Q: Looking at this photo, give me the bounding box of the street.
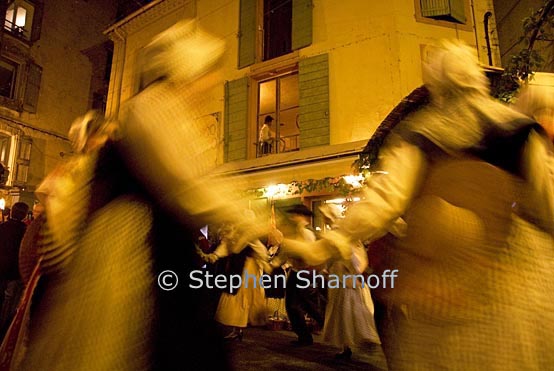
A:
[225,326,389,371]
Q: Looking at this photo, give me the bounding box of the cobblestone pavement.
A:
[224,326,389,371]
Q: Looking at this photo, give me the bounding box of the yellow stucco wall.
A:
[1,0,117,193]
[108,0,501,162]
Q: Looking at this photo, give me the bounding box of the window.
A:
[257,72,299,156]
[0,135,11,165]
[238,0,313,68]
[225,53,329,162]
[0,59,18,99]
[0,56,42,113]
[263,0,293,61]
[415,0,471,30]
[4,0,36,41]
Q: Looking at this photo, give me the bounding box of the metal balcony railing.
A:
[3,19,28,40]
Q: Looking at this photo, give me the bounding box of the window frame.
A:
[414,0,472,31]
[0,56,23,111]
[0,54,42,113]
[247,57,300,159]
[0,58,19,100]
[255,71,300,156]
[255,0,297,64]
[4,0,36,41]
[238,0,312,69]
[261,0,293,62]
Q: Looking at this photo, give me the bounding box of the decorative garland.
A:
[243,175,367,199]
[292,176,359,196]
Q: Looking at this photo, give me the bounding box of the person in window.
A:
[278,40,554,369]
[259,115,275,155]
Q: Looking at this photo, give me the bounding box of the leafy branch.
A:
[492,0,554,101]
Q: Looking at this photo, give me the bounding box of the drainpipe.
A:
[484,11,493,66]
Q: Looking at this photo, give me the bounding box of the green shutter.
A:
[298,54,328,149]
[23,62,42,113]
[292,0,313,50]
[31,1,44,42]
[238,0,257,69]
[420,0,466,24]
[224,77,249,162]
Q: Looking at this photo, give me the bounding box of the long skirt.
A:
[323,284,381,348]
[215,256,267,328]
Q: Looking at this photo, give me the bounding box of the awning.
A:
[213,140,366,190]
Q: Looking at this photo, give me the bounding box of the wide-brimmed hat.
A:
[286,204,313,217]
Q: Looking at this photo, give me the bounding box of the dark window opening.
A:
[0,60,17,99]
[263,0,292,61]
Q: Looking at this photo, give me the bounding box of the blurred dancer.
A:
[198,219,267,341]
[277,204,325,346]
[280,40,554,370]
[318,203,380,360]
[7,20,266,371]
[514,83,554,143]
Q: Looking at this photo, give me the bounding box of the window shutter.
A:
[292,0,313,50]
[420,0,466,24]
[30,1,44,42]
[238,0,256,69]
[298,53,329,149]
[224,77,249,162]
[23,61,41,113]
[14,136,32,185]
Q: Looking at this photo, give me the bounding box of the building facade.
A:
[0,0,117,209]
[104,0,502,227]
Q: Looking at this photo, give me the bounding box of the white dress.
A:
[322,248,381,348]
[213,241,267,328]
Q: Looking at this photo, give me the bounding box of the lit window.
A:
[225,54,328,163]
[257,72,299,156]
[15,7,27,28]
[0,135,11,164]
[4,1,35,40]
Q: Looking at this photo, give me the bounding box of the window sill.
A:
[249,51,300,77]
[0,96,23,112]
